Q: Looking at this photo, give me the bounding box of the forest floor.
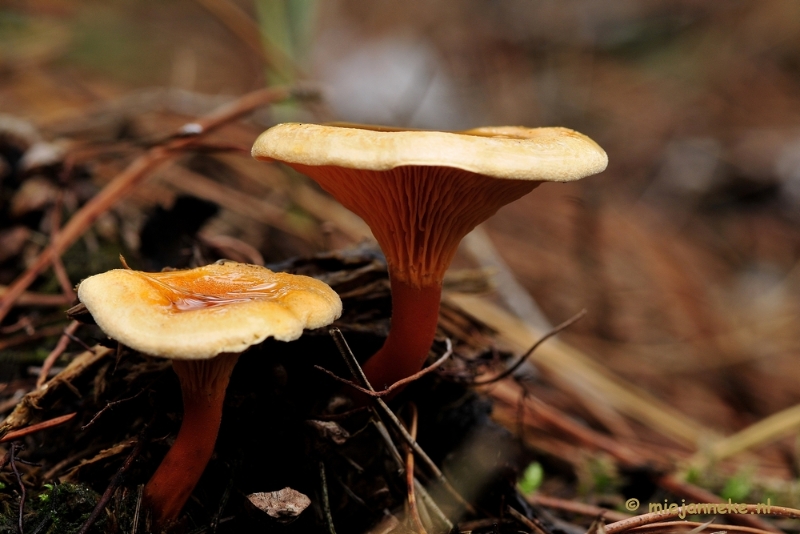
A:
[5,2,800,533]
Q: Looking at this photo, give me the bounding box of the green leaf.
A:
[518,462,544,496]
[721,470,752,502]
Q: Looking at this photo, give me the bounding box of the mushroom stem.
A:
[362,278,442,392]
[143,352,240,526]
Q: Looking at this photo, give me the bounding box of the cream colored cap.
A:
[252,122,608,182]
[77,260,342,360]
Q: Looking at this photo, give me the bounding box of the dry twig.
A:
[77,436,145,534]
[489,379,647,467]
[131,485,144,534]
[626,520,781,534]
[529,494,630,523]
[0,287,71,308]
[446,293,708,447]
[0,325,66,351]
[472,309,586,385]
[319,461,337,534]
[48,191,76,302]
[0,413,76,443]
[37,320,80,388]
[0,345,112,438]
[404,404,427,534]
[81,388,149,431]
[314,339,452,398]
[604,503,800,534]
[506,505,550,534]
[10,443,26,534]
[328,328,476,517]
[656,475,783,534]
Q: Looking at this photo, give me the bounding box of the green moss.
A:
[16,483,105,534]
[577,454,621,497]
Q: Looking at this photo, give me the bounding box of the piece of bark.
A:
[247,487,311,524]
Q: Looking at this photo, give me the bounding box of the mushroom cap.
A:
[253,122,608,287]
[251,122,608,182]
[77,260,342,360]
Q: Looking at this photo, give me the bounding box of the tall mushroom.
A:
[76,260,341,526]
[252,123,607,391]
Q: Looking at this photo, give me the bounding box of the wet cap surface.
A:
[77,260,342,359]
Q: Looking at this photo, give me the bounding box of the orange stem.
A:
[143,353,239,526]
[362,278,441,393]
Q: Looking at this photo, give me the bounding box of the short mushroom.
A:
[252,123,607,392]
[76,260,341,526]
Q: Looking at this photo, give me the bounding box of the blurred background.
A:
[4,0,800,503]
